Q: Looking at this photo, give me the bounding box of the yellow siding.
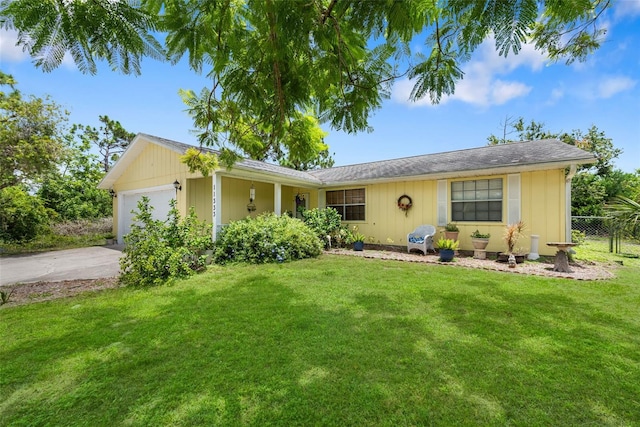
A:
[115,143,190,193]
[282,186,294,215]
[521,169,566,256]
[282,186,319,215]
[110,136,567,256]
[221,177,274,223]
[353,181,437,246]
[111,141,191,238]
[187,177,212,223]
[332,170,567,256]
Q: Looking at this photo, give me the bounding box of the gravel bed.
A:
[328,249,614,280]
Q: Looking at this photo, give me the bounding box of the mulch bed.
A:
[0,277,121,307]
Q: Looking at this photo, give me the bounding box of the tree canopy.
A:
[1,0,610,164]
[0,71,67,190]
[486,117,639,218]
[487,117,622,176]
[72,115,136,172]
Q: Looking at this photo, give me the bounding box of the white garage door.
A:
[119,187,175,243]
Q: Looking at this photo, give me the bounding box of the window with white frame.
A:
[451,179,502,221]
[326,188,365,221]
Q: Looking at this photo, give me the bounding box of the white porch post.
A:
[212,173,222,240]
[274,183,282,215]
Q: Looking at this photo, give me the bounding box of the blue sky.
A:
[1,3,638,173]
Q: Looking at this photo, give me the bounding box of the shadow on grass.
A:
[1,264,639,426]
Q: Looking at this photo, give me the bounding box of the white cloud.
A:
[615,0,640,19]
[0,29,29,63]
[491,80,532,104]
[392,38,545,107]
[571,75,638,101]
[547,87,565,105]
[0,28,77,70]
[597,76,637,98]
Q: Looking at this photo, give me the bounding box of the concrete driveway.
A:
[0,245,124,286]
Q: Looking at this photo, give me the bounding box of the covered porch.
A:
[185,174,321,239]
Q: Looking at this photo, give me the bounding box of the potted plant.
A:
[104,233,116,245]
[444,223,459,241]
[498,221,526,263]
[470,229,490,250]
[348,225,367,251]
[352,232,366,251]
[437,238,459,262]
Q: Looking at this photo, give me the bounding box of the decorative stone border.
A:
[327,249,614,281]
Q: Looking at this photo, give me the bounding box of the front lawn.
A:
[1,256,639,426]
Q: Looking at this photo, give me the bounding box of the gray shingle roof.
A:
[140,134,595,186]
[308,139,596,184]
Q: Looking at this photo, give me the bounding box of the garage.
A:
[118,185,175,243]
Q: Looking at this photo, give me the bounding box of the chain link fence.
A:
[571,216,611,237]
[572,216,640,257]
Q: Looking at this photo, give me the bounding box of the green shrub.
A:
[119,198,213,287]
[213,213,322,264]
[571,229,586,246]
[38,175,112,220]
[0,186,50,242]
[301,207,349,248]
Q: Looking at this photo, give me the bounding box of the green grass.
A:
[1,253,639,426]
[574,237,640,264]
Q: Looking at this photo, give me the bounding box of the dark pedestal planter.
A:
[439,249,455,262]
[354,241,364,251]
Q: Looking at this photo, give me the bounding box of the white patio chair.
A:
[407,225,436,255]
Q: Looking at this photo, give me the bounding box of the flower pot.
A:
[471,238,489,250]
[439,249,455,262]
[353,241,364,251]
[444,231,459,241]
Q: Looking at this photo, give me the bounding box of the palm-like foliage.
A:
[0,0,612,166]
[606,196,640,239]
[0,0,164,74]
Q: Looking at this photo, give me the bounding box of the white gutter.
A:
[565,164,577,242]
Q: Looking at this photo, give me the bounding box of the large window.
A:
[326,188,365,221]
[451,179,502,221]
